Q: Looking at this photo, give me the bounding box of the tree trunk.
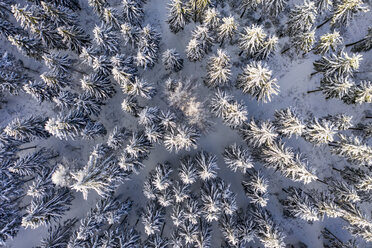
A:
[219,37,225,47]
[23,66,39,74]
[366,116,372,119]
[19,145,37,151]
[307,88,322,94]
[316,16,332,29]
[240,7,247,18]
[345,38,365,47]
[281,47,290,54]
[310,71,319,77]
[316,178,328,185]
[238,50,244,56]
[160,222,166,236]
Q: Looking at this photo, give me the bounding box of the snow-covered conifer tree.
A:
[11,4,41,30]
[186,38,205,62]
[81,73,115,101]
[163,124,199,152]
[162,49,183,72]
[57,25,91,54]
[167,0,189,33]
[179,220,198,246]
[178,155,198,185]
[22,188,74,229]
[192,25,214,53]
[93,23,120,54]
[260,141,294,169]
[210,89,248,128]
[121,95,142,116]
[4,115,49,141]
[250,207,286,248]
[329,134,372,166]
[348,81,372,104]
[39,218,77,248]
[238,25,267,56]
[195,151,219,181]
[195,218,212,248]
[183,197,200,224]
[240,119,278,147]
[186,0,211,22]
[331,0,369,27]
[318,75,354,100]
[219,214,240,246]
[286,1,317,37]
[242,170,269,207]
[45,110,89,140]
[303,118,336,145]
[322,114,353,130]
[314,31,343,55]
[217,16,238,46]
[205,49,231,87]
[88,0,108,16]
[273,108,305,138]
[256,35,278,60]
[142,201,165,236]
[152,162,173,191]
[122,0,144,26]
[8,35,45,60]
[23,80,54,103]
[201,180,222,222]
[236,62,279,103]
[203,8,220,29]
[8,148,54,176]
[282,187,320,221]
[292,30,316,53]
[313,51,362,77]
[173,181,190,203]
[71,144,128,199]
[222,144,253,173]
[121,22,140,47]
[264,0,287,17]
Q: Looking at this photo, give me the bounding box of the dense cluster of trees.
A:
[0,0,370,247]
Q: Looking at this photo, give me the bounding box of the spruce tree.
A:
[238,25,267,56]
[210,89,248,128]
[163,124,199,152]
[286,1,317,37]
[167,0,189,33]
[292,30,316,53]
[273,107,305,138]
[195,151,219,181]
[8,35,45,60]
[303,118,336,145]
[57,25,91,54]
[22,188,74,229]
[348,81,372,104]
[313,51,362,77]
[121,22,140,47]
[93,24,120,54]
[81,73,115,101]
[217,16,238,46]
[178,155,198,185]
[201,180,221,222]
[39,218,77,248]
[186,38,205,62]
[314,31,343,55]
[331,0,368,27]
[4,115,49,142]
[122,0,144,26]
[282,187,321,221]
[329,134,372,166]
[142,201,165,236]
[222,144,253,173]
[240,119,278,148]
[204,49,231,88]
[236,62,279,103]
[162,49,184,72]
[318,75,354,100]
[242,170,269,207]
[41,71,71,93]
[71,144,128,199]
[203,8,220,29]
[264,0,287,17]
[45,110,89,140]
